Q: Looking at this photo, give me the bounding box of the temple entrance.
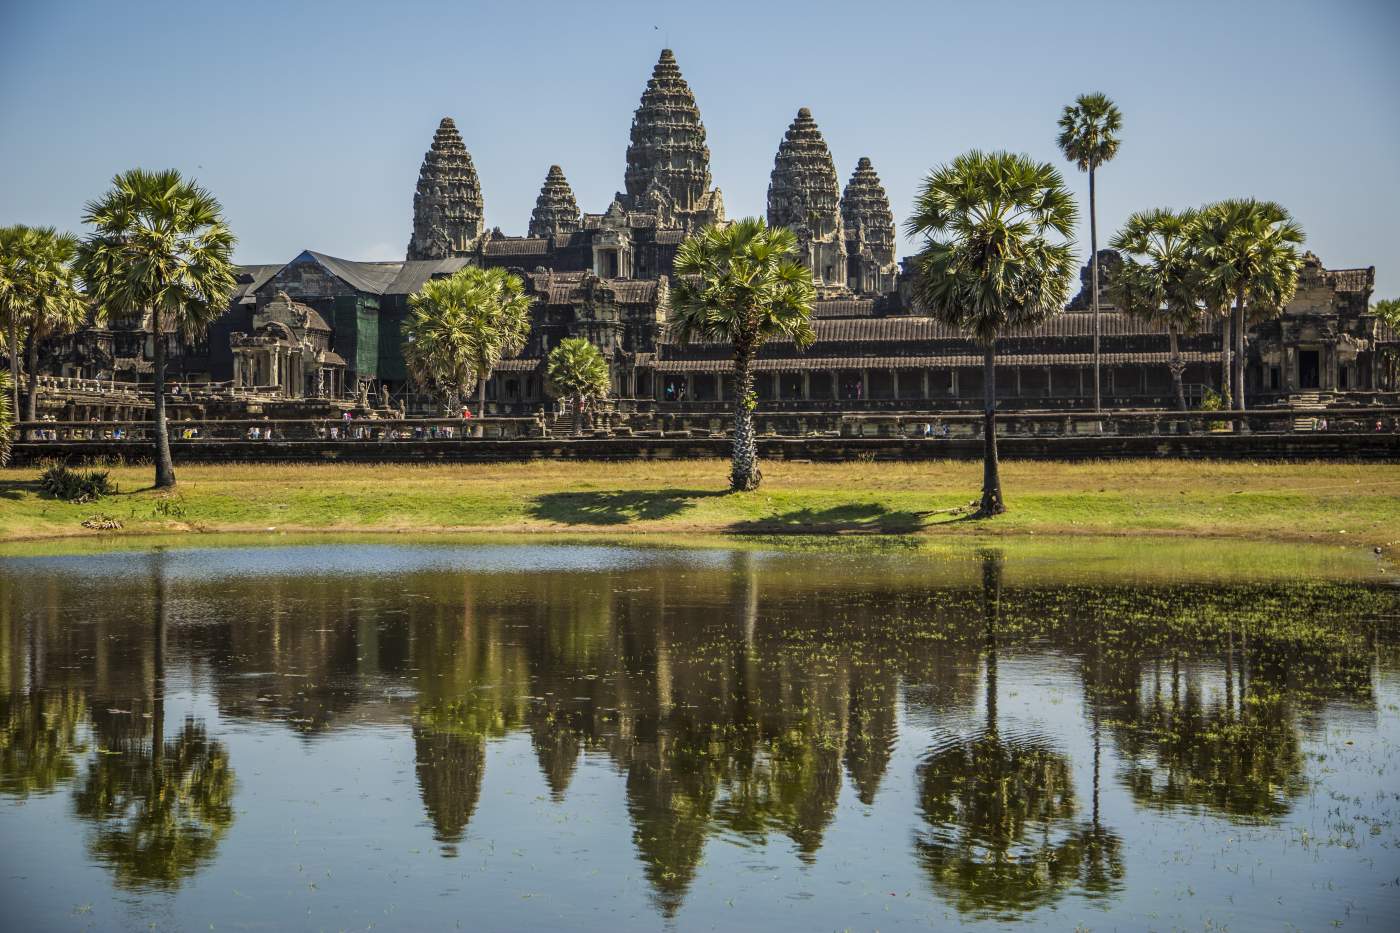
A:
[1298,350,1320,390]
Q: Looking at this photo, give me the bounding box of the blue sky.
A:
[2,0,1397,297]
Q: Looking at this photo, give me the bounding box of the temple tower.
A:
[840,157,897,296]
[528,165,582,239]
[622,49,724,230]
[407,117,484,260]
[768,108,847,291]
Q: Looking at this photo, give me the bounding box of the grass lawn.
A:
[1,459,1397,554]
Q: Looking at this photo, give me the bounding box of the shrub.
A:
[38,461,115,503]
[1198,389,1227,431]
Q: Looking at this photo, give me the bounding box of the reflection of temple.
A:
[229,291,346,398]
[2,551,1396,918]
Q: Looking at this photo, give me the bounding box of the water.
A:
[1,539,1397,931]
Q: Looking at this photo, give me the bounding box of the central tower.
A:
[768,108,847,292]
[622,49,723,230]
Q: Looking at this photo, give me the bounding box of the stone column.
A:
[921,370,929,400]
[891,370,900,401]
[802,371,811,400]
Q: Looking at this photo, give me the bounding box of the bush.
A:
[1198,389,1227,431]
[38,461,115,503]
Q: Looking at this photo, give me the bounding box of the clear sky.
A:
[2,0,1397,297]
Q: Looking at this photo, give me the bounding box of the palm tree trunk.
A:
[24,332,39,424]
[9,319,21,437]
[730,347,760,492]
[475,372,487,439]
[1089,164,1101,413]
[1218,313,1231,408]
[1169,325,1186,411]
[1232,287,1246,412]
[978,342,1005,516]
[152,313,176,488]
[572,394,582,436]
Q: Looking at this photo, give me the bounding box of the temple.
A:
[31,49,1398,420]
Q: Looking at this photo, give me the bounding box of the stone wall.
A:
[13,431,1398,467]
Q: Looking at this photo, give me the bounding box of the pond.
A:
[1,538,1397,930]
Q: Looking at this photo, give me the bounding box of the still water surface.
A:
[1,540,1398,930]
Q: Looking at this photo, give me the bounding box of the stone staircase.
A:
[1289,392,1326,431]
[549,412,580,436]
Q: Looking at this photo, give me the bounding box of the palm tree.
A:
[1057,93,1122,413]
[1191,199,1304,410]
[0,222,38,420]
[404,266,531,437]
[7,228,86,426]
[1109,208,1202,410]
[906,151,1078,516]
[546,336,611,436]
[670,218,815,492]
[0,368,12,466]
[76,169,238,488]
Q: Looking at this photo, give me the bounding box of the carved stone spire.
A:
[623,49,722,228]
[407,117,484,261]
[528,165,582,239]
[840,157,897,295]
[767,108,847,291]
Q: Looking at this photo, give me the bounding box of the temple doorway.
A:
[1298,350,1320,390]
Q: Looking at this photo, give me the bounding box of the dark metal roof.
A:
[300,251,404,295]
[385,259,471,295]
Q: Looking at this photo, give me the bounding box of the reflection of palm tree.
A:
[1114,647,1305,821]
[914,551,1121,918]
[72,550,235,888]
[0,688,86,797]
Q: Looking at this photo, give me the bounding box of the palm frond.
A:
[670,217,816,358]
[1057,93,1123,172]
[907,151,1078,343]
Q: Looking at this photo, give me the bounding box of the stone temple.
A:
[34,49,1398,418]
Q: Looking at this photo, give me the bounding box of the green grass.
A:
[1,459,1397,556]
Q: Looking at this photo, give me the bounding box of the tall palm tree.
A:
[1,224,38,424]
[11,228,87,425]
[545,336,611,436]
[671,218,815,492]
[76,169,238,488]
[906,151,1077,516]
[1191,199,1304,410]
[404,266,532,437]
[1058,93,1123,412]
[1109,208,1202,410]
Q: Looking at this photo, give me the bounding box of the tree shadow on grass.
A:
[729,503,934,535]
[0,478,40,501]
[529,489,725,526]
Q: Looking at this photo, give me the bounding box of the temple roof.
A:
[483,237,552,257]
[528,165,582,239]
[649,351,1220,373]
[767,108,843,233]
[663,311,1211,347]
[624,49,712,212]
[407,116,484,260]
[841,157,896,253]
